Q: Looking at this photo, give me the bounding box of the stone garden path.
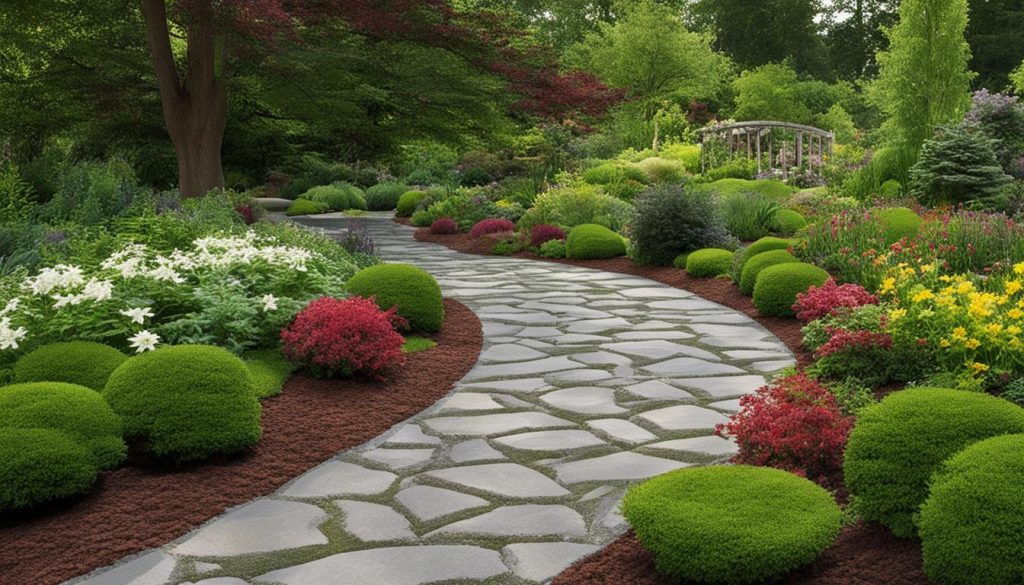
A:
[71,214,794,585]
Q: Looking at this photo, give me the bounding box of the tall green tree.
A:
[823,0,899,79]
[869,0,974,150]
[966,0,1024,91]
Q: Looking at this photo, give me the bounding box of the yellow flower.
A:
[957,281,976,295]
[912,289,935,303]
[952,326,968,340]
[1008,325,1022,336]
[1014,262,1024,275]
[965,338,981,350]
[495,200,512,208]
[889,308,907,321]
[939,339,951,348]
[1006,280,1023,295]
[984,323,1004,336]
[920,263,937,274]
[880,277,897,294]
[938,275,953,283]
[968,293,997,318]
[1010,308,1024,320]
[936,295,956,308]
[970,362,989,374]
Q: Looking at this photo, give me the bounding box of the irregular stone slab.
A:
[540,386,626,415]
[622,380,694,400]
[685,313,756,324]
[449,439,507,463]
[551,452,689,483]
[519,338,555,349]
[505,542,601,582]
[579,485,616,501]
[385,424,442,446]
[482,322,523,336]
[517,326,563,338]
[427,505,585,538]
[173,499,327,556]
[193,562,221,574]
[669,375,767,398]
[571,351,634,366]
[630,320,678,330]
[634,405,730,431]
[723,349,794,360]
[618,287,691,299]
[395,485,489,522]
[439,393,504,411]
[689,323,772,338]
[751,359,797,372]
[255,545,507,585]
[479,344,548,363]
[648,298,723,311]
[463,377,550,393]
[361,448,435,470]
[565,317,632,333]
[423,463,569,498]
[647,435,738,457]
[642,358,745,377]
[424,412,574,436]
[587,419,658,444]
[707,398,743,413]
[614,330,694,341]
[76,551,176,585]
[494,430,606,451]
[463,356,583,380]
[492,394,535,409]
[555,333,613,345]
[281,461,397,498]
[546,369,614,384]
[481,312,557,324]
[605,340,720,362]
[701,337,788,349]
[336,500,415,542]
[186,579,249,585]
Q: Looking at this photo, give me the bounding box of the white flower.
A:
[81,279,114,302]
[120,307,155,325]
[148,265,184,284]
[128,330,160,353]
[261,294,278,312]
[52,293,83,309]
[0,317,26,350]
[0,298,20,316]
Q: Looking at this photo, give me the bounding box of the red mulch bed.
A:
[412,228,927,585]
[0,299,481,585]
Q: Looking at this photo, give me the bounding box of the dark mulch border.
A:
[410,227,927,585]
[0,298,482,585]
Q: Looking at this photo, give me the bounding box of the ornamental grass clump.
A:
[282,296,406,380]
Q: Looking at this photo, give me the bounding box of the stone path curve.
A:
[69,214,794,585]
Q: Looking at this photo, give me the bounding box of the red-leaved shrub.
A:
[815,327,893,359]
[793,278,878,322]
[281,296,407,380]
[530,224,566,247]
[469,218,515,238]
[430,217,459,235]
[715,373,854,486]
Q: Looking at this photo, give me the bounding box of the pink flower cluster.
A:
[793,278,878,322]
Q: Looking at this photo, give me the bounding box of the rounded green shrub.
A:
[14,341,127,391]
[672,253,689,269]
[738,249,799,295]
[771,209,807,236]
[103,345,262,462]
[0,428,98,513]
[566,224,627,260]
[0,382,126,468]
[623,465,842,584]
[583,162,648,185]
[732,236,796,281]
[686,248,735,277]
[285,198,329,216]
[918,434,1024,585]
[635,157,686,183]
[880,179,903,199]
[538,239,566,258]
[303,182,366,211]
[364,182,409,211]
[874,207,922,244]
[753,262,830,316]
[844,387,1024,537]
[346,263,444,332]
[396,190,428,217]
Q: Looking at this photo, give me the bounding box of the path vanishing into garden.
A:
[70,214,794,585]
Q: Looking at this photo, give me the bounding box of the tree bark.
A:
[141,0,227,198]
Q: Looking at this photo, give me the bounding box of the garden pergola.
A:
[698,121,834,179]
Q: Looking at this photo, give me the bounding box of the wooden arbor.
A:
[698,121,834,180]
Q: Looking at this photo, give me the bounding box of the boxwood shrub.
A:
[14,341,126,391]
[346,263,444,332]
[738,249,799,295]
[396,190,428,217]
[0,428,99,513]
[365,182,408,211]
[303,182,367,211]
[771,209,808,235]
[566,224,626,260]
[103,345,262,462]
[874,206,922,244]
[918,434,1024,585]
[285,198,329,216]
[731,236,796,281]
[686,248,735,277]
[844,387,1024,537]
[623,465,841,584]
[752,262,830,317]
[0,381,126,469]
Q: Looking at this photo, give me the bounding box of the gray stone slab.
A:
[633,405,731,431]
[554,334,612,345]
[254,545,507,585]
[517,326,563,338]
[479,344,548,363]
[384,424,442,446]
[571,351,634,366]
[494,430,606,452]
[565,317,632,333]
[614,330,695,340]
[281,461,397,498]
[622,380,694,400]
[604,340,720,361]
[173,499,327,557]
[700,337,788,349]
[546,369,614,384]
[504,542,601,582]
[463,377,551,393]
[427,505,586,538]
[707,398,743,412]
[669,375,768,398]
[439,393,504,411]
[361,448,435,470]
[74,551,176,585]
[482,322,523,336]
[424,412,575,436]
[723,350,794,360]
[646,435,738,457]
[550,452,690,483]
[586,419,658,444]
[689,323,773,338]
[394,485,489,522]
[750,359,797,372]
[336,500,415,542]
[618,287,691,299]
[540,386,626,415]
[463,356,583,380]
[449,439,507,463]
[642,358,745,377]
[423,463,569,498]
[186,579,249,585]
[648,298,723,311]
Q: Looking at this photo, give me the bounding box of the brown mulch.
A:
[0,299,482,585]
[413,229,927,585]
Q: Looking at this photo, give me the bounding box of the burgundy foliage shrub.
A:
[716,373,854,486]
[281,296,407,380]
[530,224,566,247]
[430,217,459,235]
[235,205,258,225]
[793,278,878,323]
[815,327,893,359]
[469,218,515,238]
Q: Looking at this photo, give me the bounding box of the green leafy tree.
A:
[817,104,858,143]
[1012,60,1024,94]
[822,0,899,79]
[869,0,974,151]
[909,125,1011,205]
[732,64,812,123]
[965,0,1024,91]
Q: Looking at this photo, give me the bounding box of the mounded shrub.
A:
[685,248,735,277]
[771,209,808,235]
[583,162,648,185]
[346,263,444,332]
[672,253,689,268]
[566,224,626,260]
[844,387,1024,537]
[732,236,796,281]
[623,465,842,584]
[699,178,794,200]
[918,434,1024,585]
[880,179,903,199]
[529,224,565,248]
[739,249,799,295]
[396,190,428,217]
[0,382,126,469]
[303,183,366,211]
[103,345,262,462]
[429,217,458,235]
[538,239,566,258]
[629,183,732,266]
[285,198,329,216]
[469,218,515,238]
[635,157,686,183]
[516,183,634,232]
[0,428,99,513]
[874,207,922,244]
[365,182,408,211]
[753,262,830,317]
[14,341,127,391]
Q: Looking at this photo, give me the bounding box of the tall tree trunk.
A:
[141,0,227,198]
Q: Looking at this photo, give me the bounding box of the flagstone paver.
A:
[70,214,792,585]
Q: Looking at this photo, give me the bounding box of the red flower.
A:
[814,327,893,359]
[792,278,878,323]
